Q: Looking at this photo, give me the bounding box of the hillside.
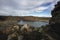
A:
[0,16,50,22]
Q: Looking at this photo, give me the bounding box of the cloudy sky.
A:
[0,0,59,17]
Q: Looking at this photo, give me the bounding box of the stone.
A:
[50,1,60,24]
[48,1,60,40]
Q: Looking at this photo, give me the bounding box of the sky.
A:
[0,0,59,17]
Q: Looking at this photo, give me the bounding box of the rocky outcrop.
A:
[49,1,60,24]
[48,1,60,40]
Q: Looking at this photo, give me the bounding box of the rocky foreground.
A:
[0,24,52,40]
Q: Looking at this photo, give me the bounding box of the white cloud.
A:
[0,0,59,17]
[13,0,55,10]
[0,6,49,16]
[33,6,49,12]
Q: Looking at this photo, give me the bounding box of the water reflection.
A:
[18,20,48,27]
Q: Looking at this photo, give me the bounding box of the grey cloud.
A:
[0,0,58,17]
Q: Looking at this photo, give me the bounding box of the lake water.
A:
[18,20,49,27]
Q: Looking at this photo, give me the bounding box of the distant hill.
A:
[0,16,50,22]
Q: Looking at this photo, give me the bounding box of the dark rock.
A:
[0,32,8,40]
[22,31,42,40]
[49,1,60,40]
[50,1,60,24]
[0,16,6,21]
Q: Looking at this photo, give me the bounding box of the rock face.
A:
[49,1,60,40]
[49,1,60,24]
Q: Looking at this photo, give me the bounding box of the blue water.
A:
[18,20,49,27]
